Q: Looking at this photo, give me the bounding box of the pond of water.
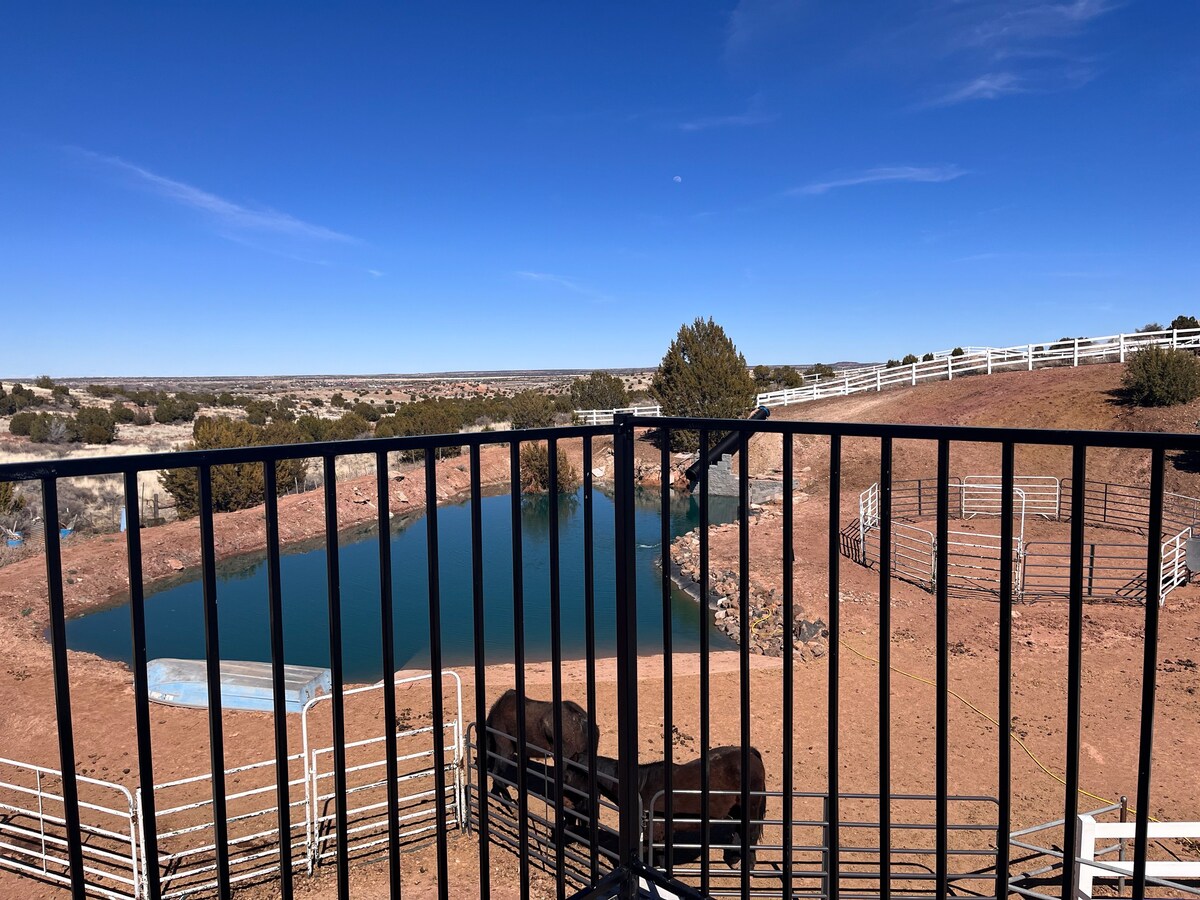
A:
[66,488,738,682]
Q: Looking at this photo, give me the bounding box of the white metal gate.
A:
[0,757,139,900]
[148,753,309,899]
[302,672,464,872]
[0,672,465,899]
[961,475,1061,520]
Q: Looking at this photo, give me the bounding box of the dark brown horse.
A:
[564,746,766,870]
[482,689,599,801]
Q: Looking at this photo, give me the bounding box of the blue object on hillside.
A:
[146,658,332,713]
[5,534,22,548]
[60,528,73,540]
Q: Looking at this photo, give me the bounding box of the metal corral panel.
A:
[146,658,331,713]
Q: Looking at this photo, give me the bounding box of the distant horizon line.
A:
[0,361,877,383]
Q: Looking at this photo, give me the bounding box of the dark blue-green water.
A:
[65,489,738,682]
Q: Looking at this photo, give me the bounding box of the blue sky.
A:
[2,2,1197,376]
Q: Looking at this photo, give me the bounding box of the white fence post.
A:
[911,363,917,386]
[1073,338,1080,367]
[986,348,993,375]
[1028,345,1034,370]
[947,355,953,381]
[876,370,881,392]
[1119,333,1126,363]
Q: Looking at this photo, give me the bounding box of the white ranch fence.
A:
[1075,814,1200,899]
[573,404,662,425]
[0,672,464,899]
[757,327,1200,407]
[146,754,310,899]
[0,758,139,900]
[855,476,1196,605]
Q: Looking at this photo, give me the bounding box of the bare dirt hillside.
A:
[745,362,1200,497]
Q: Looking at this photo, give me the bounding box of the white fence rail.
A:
[0,673,465,899]
[573,404,662,425]
[0,757,139,900]
[961,476,1061,522]
[758,328,1200,408]
[308,724,460,869]
[856,476,1195,605]
[1161,530,1189,599]
[149,754,310,899]
[1075,814,1200,899]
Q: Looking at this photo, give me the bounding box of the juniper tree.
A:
[651,317,755,450]
[160,417,310,518]
[569,371,629,410]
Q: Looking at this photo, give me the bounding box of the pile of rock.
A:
[668,525,828,661]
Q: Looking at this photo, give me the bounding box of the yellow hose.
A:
[838,638,1156,820]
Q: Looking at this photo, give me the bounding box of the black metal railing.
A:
[0,415,1189,900]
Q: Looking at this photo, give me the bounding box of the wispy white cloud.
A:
[924,72,1027,106]
[71,148,355,243]
[917,1,1111,105]
[721,1,1116,111]
[514,271,610,303]
[792,165,968,196]
[367,269,385,278]
[949,0,1117,51]
[921,65,1096,107]
[217,231,333,266]
[724,0,809,61]
[679,109,777,131]
[679,97,777,131]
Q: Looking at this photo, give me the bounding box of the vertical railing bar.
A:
[613,414,640,890]
[879,438,893,900]
[124,471,163,900]
[582,436,600,882]
[828,435,842,900]
[424,452,450,900]
[321,455,350,900]
[373,451,402,897]
[738,432,752,899]
[1133,446,1165,900]
[469,444,490,900]
[261,464,293,900]
[547,437,567,899]
[935,441,949,900]
[698,427,712,897]
[1062,445,1087,900]
[660,433,675,876]
[197,465,232,899]
[509,441,531,900]
[40,477,87,900]
[996,443,1015,900]
[783,435,795,900]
